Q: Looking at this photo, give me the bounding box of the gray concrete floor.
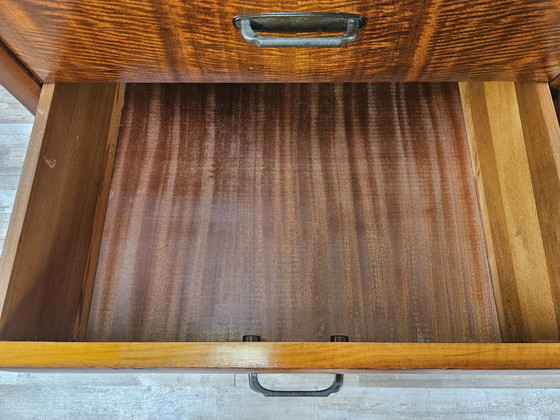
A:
[1,86,560,419]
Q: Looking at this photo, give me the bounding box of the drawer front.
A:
[1,0,560,83]
[1,342,560,371]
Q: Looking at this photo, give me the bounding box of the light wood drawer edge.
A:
[1,342,560,371]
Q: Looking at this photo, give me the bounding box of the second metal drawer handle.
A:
[243,335,348,397]
[233,12,367,48]
[248,373,344,397]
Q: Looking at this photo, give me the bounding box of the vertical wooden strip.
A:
[0,40,41,114]
[460,81,560,342]
[0,83,125,341]
[459,82,513,341]
[75,84,126,340]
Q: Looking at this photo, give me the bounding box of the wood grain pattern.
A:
[3,342,560,370]
[0,40,40,114]
[0,83,125,341]
[0,84,55,322]
[1,1,560,83]
[87,83,499,343]
[460,82,560,343]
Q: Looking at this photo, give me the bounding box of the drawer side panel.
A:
[0,83,125,341]
[460,82,560,342]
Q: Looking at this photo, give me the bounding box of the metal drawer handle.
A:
[242,335,348,397]
[248,373,344,398]
[233,12,366,48]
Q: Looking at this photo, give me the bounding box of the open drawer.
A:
[0,81,559,371]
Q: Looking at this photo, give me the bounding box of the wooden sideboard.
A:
[1,1,560,384]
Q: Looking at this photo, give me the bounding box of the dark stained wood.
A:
[551,79,560,122]
[1,1,560,83]
[0,39,41,114]
[460,82,560,342]
[550,74,560,91]
[87,83,500,343]
[0,83,125,341]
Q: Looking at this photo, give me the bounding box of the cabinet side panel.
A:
[0,83,125,341]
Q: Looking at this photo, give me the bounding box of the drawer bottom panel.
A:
[86,83,499,343]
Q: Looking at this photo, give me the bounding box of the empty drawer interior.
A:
[88,83,499,342]
[2,82,560,344]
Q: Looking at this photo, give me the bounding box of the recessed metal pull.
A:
[242,335,349,397]
[232,12,366,48]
